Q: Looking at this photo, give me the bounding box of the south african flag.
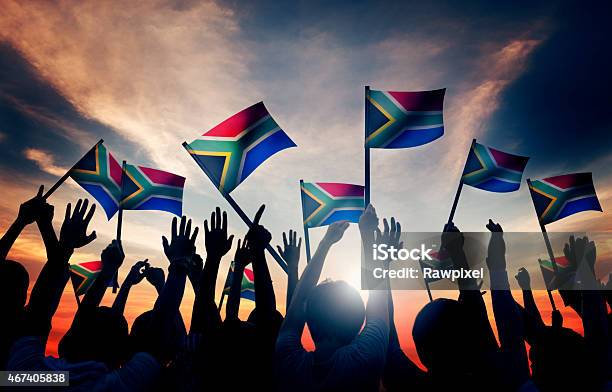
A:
[538,255,573,290]
[70,260,103,296]
[301,182,365,228]
[223,262,255,301]
[121,164,185,216]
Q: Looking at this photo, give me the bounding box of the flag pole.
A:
[43,139,104,199]
[447,138,476,224]
[538,258,558,312]
[299,180,312,263]
[364,86,371,206]
[182,142,288,273]
[72,280,82,307]
[112,160,128,294]
[527,178,558,311]
[418,260,434,302]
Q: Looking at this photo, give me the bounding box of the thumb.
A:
[84,231,97,245]
[162,236,169,254]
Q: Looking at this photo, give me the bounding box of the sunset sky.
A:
[0,0,610,364]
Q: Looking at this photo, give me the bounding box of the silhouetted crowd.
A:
[1,188,611,391]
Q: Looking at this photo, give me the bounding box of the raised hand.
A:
[17,185,49,225]
[359,204,379,242]
[124,259,150,286]
[322,220,350,245]
[234,237,252,268]
[563,235,596,272]
[441,221,464,255]
[245,205,272,254]
[145,267,166,293]
[515,267,531,290]
[204,207,234,260]
[101,240,125,272]
[486,219,506,271]
[376,217,402,248]
[277,230,301,270]
[59,199,96,250]
[162,216,199,267]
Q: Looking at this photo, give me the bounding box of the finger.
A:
[253,204,265,225]
[227,234,234,248]
[65,203,72,221]
[204,220,209,235]
[37,185,44,198]
[277,245,283,256]
[283,232,288,248]
[84,231,97,246]
[179,216,187,237]
[210,210,216,231]
[80,199,89,218]
[396,221,402,235]
[222,210,227,232]
[298,237,302,249]
[292,230,297,244]
[185,219,192,238]
[383,218,389,234]
[237,239,241,250]
[191,226,199,242]
[390,217,396,232]
[162,236,169,253]
[74,199,83,218]
[216,207,221,230]
[84,203,96,224]
[171,217,178,239]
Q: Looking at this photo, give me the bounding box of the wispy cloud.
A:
[24,148,67,177]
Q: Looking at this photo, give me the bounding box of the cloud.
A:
[24,148,68,177]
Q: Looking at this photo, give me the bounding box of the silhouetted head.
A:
[305,280,365,347]
[247,308,284,331]
[129,309,186,360]
[530,327,590,391]
[59,306,128,369]
[0,260,29,314]
[413,298,484,374]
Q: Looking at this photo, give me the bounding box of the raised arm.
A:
[442,222,497,351]
[0,186,48,261]
[226,238,251,321]
[246,205,276,321]
[25,199,97,339]
[515,267,545,328]
[486,219,530,388]
[280,220,349,336]
[191,208,232,334]
[145,266,165,296]
[277,230,301,308]
[112,259,149,315]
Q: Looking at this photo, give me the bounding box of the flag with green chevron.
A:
[120,164,185,216]
[185,102,296,193]
[223,262,255,301]
[301,182,365,228]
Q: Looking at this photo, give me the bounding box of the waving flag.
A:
[538,256,573,290]
[120,164,185,216]
[462,142,529,192]
[528,173,602,225]
[70,261,103,296]
[301,182,365,228]
[185,102,296,193]
[223,262,255,301]
[365,88,445,149]
[69,142,122,219]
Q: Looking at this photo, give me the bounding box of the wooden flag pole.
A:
[364,86,371,207]
[299,180,312,263]
[527,178,558,311]
[112,160,128,294]
[182,142,288,273]
[447,138,476,224]
[43,139,104,200]
[538,258,558,312]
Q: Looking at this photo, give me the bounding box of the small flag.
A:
[462,142,529,192]
[70,261,103,296]
[223,262,255,301]
[365,88,445,149]
[301,182,365,228]
[538,256,573,290]
[421,251,454,283]
[186,102,296,193]
[121,164,185,216]
[69,142,123,219]
[529,172,602,225]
